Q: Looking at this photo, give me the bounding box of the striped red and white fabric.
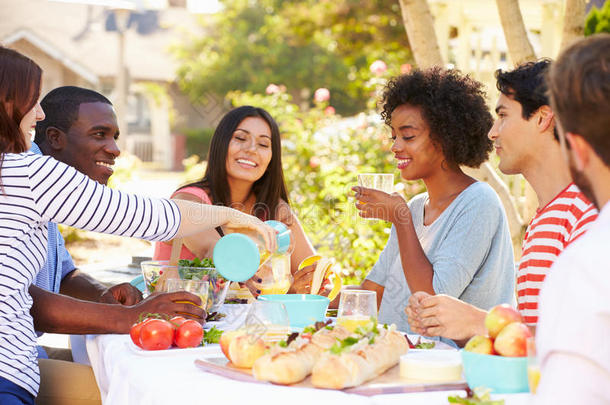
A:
[517,183,598,326]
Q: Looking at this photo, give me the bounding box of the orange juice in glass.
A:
[166,279,210,311]
[337,290,377,332]
[527,336,540,394]
[258,253,292,295]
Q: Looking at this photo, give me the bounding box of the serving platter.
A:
[194,346,468,396]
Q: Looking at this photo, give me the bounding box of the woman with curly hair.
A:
[353,67,514,342]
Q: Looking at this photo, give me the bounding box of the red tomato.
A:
[130,318,152,348]
[170,316,187,328]
[174,320,204,349]
[139,319,174,351]
[170,316,187,346]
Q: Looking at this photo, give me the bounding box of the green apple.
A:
[464,335,494,355]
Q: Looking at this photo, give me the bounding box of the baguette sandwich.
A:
[252,321,351,384]
[310,323,408,389]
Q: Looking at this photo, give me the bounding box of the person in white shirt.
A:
[533,33,610,403]
[0,46,276,404]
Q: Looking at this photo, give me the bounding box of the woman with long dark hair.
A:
[0,47,275,404]
[154,106,315,293]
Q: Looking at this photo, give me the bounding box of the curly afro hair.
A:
[380,67,493,168]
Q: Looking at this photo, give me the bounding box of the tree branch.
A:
[496,0,537,64]
[398,0,444,68]
[560,0,586,51]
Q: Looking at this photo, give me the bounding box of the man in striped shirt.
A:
[405,60,597,342]
[29,87,204,405]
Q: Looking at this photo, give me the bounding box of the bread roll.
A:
[310,329,408,389]
[252,325,351,384]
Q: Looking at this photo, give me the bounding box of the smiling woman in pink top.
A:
[154,106,315,294]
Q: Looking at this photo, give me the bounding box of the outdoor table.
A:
[81,304,532,405]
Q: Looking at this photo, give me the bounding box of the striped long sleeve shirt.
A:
[0,152,180,395]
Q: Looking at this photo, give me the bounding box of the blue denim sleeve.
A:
[57,232,76,280]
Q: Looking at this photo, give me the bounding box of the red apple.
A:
[493,322,532,357]
[485,304,522,339]
[464,335,495,355]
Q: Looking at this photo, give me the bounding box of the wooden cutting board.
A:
[194,355,468,396]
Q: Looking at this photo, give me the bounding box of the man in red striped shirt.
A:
[405,60,597,342]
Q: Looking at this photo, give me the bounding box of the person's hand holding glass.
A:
[352,186,411,224]
[353,174,409,223]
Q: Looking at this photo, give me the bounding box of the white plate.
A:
[127,340,219,356]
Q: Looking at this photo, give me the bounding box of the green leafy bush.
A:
[585,2,610,35]
[185,127,215,159]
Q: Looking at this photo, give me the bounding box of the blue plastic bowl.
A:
[258,294,330,328]
[460,349,529,393]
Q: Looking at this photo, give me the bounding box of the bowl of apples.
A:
[461,304,531,393]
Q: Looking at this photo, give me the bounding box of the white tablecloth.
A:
[84,304,532,405]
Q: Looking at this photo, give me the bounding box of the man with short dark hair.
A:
[534,33,610,403]
[405,60,597,343]
[32,87,136,321]
[30,86,204,405]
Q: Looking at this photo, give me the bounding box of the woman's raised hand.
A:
[352,186,410,224]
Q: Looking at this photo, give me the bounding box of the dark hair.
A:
[0,46,42,154]
[35,86,112,145]
[182,106,289,220]
[381,67,493,168]
[495,60,552,119]
[548,34,610,166]
[495,59,558,141]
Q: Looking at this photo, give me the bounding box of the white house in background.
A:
[429,0,569,95]
[0,0,223,169]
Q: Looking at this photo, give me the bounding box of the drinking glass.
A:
[527,336,541,394]
[357,173,394,221]
[166,278,210,311]
[336,290,377,332]
[257,253,293,295]
[357,173,394,193]
[243,300,291,343]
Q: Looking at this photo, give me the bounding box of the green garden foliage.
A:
[585,2,610,35]
[172,0,420,282]
[228,88,425,284]
[185,127,215,159]
[173,0,411,115]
